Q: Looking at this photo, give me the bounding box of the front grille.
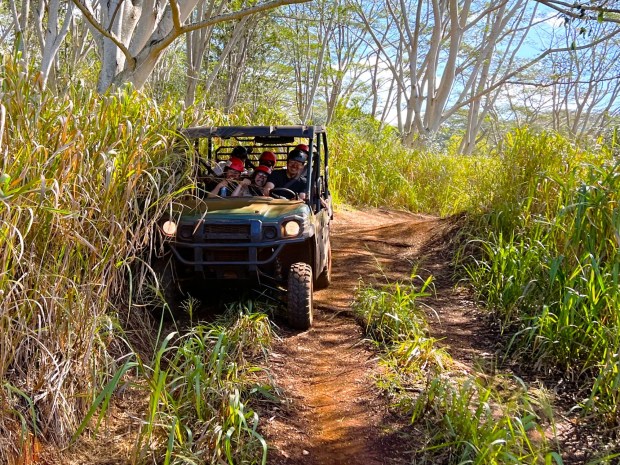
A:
[204,223,250,242]
[177,222,252,243]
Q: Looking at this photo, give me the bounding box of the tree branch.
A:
[70,0,137,70]
[182,0,311,34]
[169,0,183,32]
[452,27,620,113]
[533,0,620,23]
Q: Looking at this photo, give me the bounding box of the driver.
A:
[263,148,308,200]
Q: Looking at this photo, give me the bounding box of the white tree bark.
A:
[202,16,251,95]
[545,22,620,140]
[9,0,30,62]
[71,0,311,91]
[357,0,535,149]
[322,12,366,124]
[35,0,75,89]
[184,0,226,108]
[288,0,338,123]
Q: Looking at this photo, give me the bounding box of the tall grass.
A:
[328,107,501,215]
[1,55,180,456]
[0,55,277,462]
[462,129,620,426]
[411,375,559,465]
[130,309,273,464]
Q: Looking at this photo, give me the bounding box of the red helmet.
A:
[259,151,277,165]
[227,157,245,173]
[295,144,309,154]
[254,164,271,175]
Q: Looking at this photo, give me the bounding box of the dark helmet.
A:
[231,146,248,160]
[259,151,277,166]
[287,148,307,164]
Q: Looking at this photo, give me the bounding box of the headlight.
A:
[161,220,177,237]
[282,221,301,237]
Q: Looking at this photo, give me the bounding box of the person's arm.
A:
[232,178,251,197]
[298,178,308,201]
[263,181,275,196]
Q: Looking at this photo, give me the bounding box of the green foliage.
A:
[328,106,501,215]
[0,55,279,463]
[0,55,186,455]
[352,274,559,464]
[132,309,272,464]
[412,375,560,465]
[462,128,620,427]
[353,277,433,346]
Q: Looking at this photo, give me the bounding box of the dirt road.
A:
[261,207,488,464]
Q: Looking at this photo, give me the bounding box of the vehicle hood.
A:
[174,197,310,222]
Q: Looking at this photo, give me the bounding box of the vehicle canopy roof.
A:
[180,125,326,141]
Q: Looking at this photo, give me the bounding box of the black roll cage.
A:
[180,125,330,212]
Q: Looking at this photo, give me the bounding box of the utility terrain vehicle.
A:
[156,125,332,330]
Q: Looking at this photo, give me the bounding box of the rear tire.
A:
[287,262,313,330]
[315,241,332,290]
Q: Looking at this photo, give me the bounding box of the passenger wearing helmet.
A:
[231,146,257,171]
[258,151,277,170]
[231,145,248,160]
[263,148,308,200]
[210,157,244,197]
[232,165,272,197]
[212,146,251,175]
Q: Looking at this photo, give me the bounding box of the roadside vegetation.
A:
[352,278,562,464]
[2,51,620,464]
[338,116,620,460]
[462,137,620,432]
[0,59,274,463]
[328,106,500,216]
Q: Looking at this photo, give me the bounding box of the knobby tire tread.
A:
[288,262,313,330]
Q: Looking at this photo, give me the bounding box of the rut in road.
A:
[261,208,487,465]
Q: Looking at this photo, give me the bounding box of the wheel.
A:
[151,256,183,312]
[287,262,313,330]
[314,241,332,290]
[270,187,298,200]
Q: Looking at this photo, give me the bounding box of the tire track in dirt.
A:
[261,207,468,465]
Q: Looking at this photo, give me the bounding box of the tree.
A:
[70,0,310,92]
[184,0,227,108]
[548,22,620,139]
[35,0,75,89]
[356,0,541,149]
[281,0,337,123]
[321,10,367,124]
[8,0,30,62]
[533,0,620,25]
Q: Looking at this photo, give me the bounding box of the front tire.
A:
[151,256,183,314]
[287,262,313,330]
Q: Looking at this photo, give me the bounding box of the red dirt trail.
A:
[261,207,488,464]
